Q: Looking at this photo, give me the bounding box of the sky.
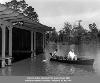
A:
[0,0,100,31]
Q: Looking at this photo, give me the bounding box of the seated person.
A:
[53,49,58,56]
[52,49,58,58]
[68,49,77,60]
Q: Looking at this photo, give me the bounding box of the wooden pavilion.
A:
[0,4,52,68]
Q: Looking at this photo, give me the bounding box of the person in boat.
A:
[51,49,58,58]
[68,49,77,60]
[53,49,58,55]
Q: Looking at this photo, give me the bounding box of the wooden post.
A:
[1,25,6,67]
[8,26,13,65]
[34,32,36,56]
[43,33,44,49]
[31,31,33,58]
[43,32,45,52]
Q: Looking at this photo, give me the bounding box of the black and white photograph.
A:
[0,0,100,83]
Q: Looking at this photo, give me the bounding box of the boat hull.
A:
[50,57,94,65]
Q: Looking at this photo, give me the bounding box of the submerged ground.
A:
[0,42,100,83]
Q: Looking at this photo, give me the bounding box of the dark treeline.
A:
[46,20,100,44]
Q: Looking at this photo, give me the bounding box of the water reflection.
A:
[0,66,12,76]
[0,55,95,76]
[45,61,94,76]
[45,42,99,76]
[93,50,100,76]
[0,42,100,77]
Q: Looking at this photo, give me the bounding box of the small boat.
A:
[49,53,94,65]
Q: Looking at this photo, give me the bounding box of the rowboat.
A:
[49,53,94,65]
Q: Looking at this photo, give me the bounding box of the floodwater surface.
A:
[0,42,100,82]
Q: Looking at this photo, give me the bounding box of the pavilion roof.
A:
[0,3,52,31]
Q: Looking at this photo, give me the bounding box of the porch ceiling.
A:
[0,4,52,31]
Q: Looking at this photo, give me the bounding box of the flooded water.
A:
[0,42,100,82]
[44,42,100,82]
[44,42,97,76]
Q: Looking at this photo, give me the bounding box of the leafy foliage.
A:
[5,0,39,22]
[49,27,58,42]
[47,21,100,45]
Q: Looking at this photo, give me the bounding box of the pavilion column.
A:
[1,25,6,67]
[31,31,33,58]
[8,26,13,65]
[44,32,46,48]
[43,32,46,52]
[49,32,51,43]
[34,32,36,56]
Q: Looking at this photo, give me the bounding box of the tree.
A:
[71,20,86,44]
[49,27,58,43]
[63,22,72,35]
[89,23,98,40]
[5,0,39,22]
[58,30,64,42]
[24,6,39,21]
[89,23,98,33]
[63,22,72,42]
